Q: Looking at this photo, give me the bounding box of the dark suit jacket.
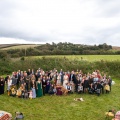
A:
[42,79,47,87]
[30,81,36,89]
[69,74,77,84]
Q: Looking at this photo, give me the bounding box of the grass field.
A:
[0,78,120,120]
[27,55,120,62]
[0,55,120,120]
[0,44,40,50]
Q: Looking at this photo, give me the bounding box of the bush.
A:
[0,56,120,78]
[20,57,25,61]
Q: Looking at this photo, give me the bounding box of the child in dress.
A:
[53,85,57,95]
[104,83,110,94]
[7,76,12,95]
[24,90,29,99]
[29,90,33,99]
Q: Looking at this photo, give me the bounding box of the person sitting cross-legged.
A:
[66,83,72,94]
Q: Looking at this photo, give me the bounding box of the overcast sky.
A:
[0,0,120,46]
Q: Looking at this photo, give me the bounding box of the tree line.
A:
[0,42,120,58]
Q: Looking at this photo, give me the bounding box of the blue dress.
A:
[32,88,36,98]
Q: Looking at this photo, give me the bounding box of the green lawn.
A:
[28,55,120,62]
[0,78,120,120]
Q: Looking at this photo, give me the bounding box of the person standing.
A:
[36,78,43,97]
[0,76,5,95]
[30,79,36,98]
[11,75,17,87]
[24,73,30,91]
[63,72,69,89]
[56,73,61,85]
[108,76,112,92]
[83,76,89,93]
[69,71,76,92]
[76,76,81,93]
[16,71,21,89]
[60,69,64,85]
[42,76,47,95]
[7,76,12,95]
[46,76,50,94]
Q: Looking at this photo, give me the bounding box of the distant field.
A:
[112,46,120,50]
[28,55,120,62]
[0,44,40,50]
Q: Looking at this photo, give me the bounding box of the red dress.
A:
[56,86,62,95]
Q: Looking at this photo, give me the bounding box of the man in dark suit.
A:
[15,71,21,89]
[12,75,17,85]
[69,71,77,84]
[69,71,77,92]
[0,77,5,95]
[42,76,47,95]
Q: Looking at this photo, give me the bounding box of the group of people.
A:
[0,68,112,98]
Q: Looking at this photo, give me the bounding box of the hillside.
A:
[0,43,119,50]
[0,44,40,50]
[112,46,120,50]
[0,44,120,50]
[0,43,120,57]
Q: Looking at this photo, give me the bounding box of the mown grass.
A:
[0,78,120,120]
[0,55,120,119]
[28,55,120,62]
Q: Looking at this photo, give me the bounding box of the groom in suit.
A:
[69,71,77,92]
[69,71,76,84]
[42,76,47,95]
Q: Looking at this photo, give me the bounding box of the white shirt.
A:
[8,79,12,86]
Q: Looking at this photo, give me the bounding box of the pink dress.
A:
[29,91,33,98]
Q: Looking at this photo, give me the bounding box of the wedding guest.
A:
[30,79,36,98]
[46,76,51,93]
[56,84,62,95]
[48,84,55,95]
[66,83,72,94]
[36,78,43,97]
[0,76,5,95]
[7,76,12,95]
[42,76,47,95]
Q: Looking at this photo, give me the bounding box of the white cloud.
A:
[0,0,120,46]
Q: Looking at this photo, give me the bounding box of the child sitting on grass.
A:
[29,90,33,99]
[104,83,110,94]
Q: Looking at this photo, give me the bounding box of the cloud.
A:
[0,0,120,46]
[96,0,120,17]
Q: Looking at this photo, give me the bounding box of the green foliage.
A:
[0,50,8,59]
[34,42,113,55]
[1,43,116,57]
[0,59,12,74]
[0,55,120,119]
[20,57,25,61]
[0,55,120,78]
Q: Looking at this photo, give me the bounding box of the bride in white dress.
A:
[63,72,69,88]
